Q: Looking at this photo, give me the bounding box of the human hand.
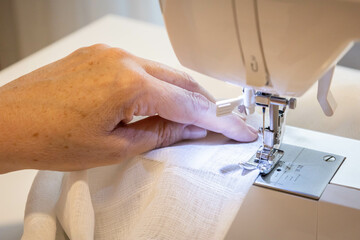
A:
[0,44,257,173]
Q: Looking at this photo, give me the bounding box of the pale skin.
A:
[0,44,258,174]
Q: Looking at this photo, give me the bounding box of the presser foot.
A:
[239,147,284,175]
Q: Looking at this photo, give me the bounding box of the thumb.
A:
[109,116,207,159]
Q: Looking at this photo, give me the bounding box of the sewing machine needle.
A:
[262,107,265,147]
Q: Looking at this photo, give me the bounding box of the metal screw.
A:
[238,105,246,114]
[323,155,336,162]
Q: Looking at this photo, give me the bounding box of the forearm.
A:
[0,95,23,173]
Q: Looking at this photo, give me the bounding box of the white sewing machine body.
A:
[161,0,360,239]
[160,0,360,96]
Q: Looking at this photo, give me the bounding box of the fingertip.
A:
[232,113,257,134]
[227,116,259,142]
[235,129,258,142]
[248,131,259,142]
[245,124,260,142]
[248,124,259,135]
[201,87,216,103]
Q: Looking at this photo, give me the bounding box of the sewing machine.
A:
[161,0,360,239]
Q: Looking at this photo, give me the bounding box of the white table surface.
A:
[0,15,359,239]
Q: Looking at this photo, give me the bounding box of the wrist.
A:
[0,91,24,172]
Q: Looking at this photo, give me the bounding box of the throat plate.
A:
[254,144,345,200]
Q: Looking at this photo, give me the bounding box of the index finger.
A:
[148,78,258,142]
[141,59,216,102]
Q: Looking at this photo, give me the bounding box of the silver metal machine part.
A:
[234,91,345,198]
[254,144,345,199]
[217,90,297,175]
[251,92,297,175]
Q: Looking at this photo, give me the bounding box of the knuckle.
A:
[182,72,199,90]
[106,47,131,60]
[126,71,149,92]
[138,76,151,96]
[72,47,88,57]
[71,44,111,61]
[188,91,211,113]
[99,48,136,70]
[89,43,110,50]
[77,44,110,54]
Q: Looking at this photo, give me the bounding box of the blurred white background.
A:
[0,0,163,69]
[1,0,360,70]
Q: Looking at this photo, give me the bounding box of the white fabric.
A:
[22,116,261,240]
